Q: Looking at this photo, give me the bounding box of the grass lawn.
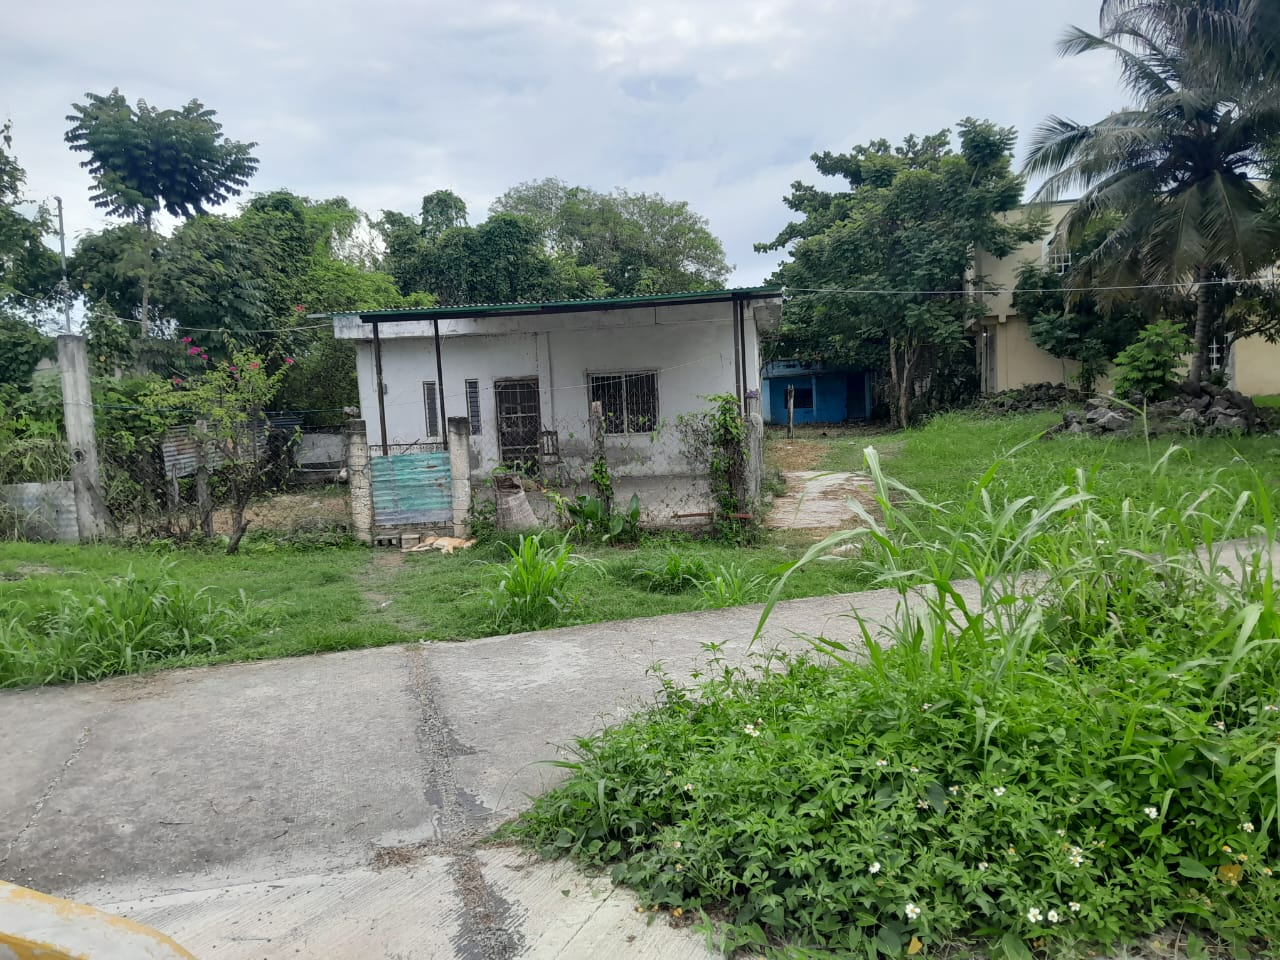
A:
[820,409,1280,531]
[0,528,863,687]
[4,407,1276,688]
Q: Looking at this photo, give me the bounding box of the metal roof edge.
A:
[336,286,783,323]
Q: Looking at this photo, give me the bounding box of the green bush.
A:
[512,449,1280,957]
[0,562,264,687]
[1112,320,1192,400]
[692,563,774,608]
[484,533,584,632]
[631,552,712,594]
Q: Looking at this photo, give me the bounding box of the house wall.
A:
[342,301,769,520]
[1231,336,1280,396]
[974,203,1280,397]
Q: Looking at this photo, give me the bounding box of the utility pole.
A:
[54,197,72,333]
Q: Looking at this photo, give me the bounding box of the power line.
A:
[782,275,1280,297]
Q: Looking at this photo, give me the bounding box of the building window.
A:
[465,379,482,435]
[589,372,658,434]
[1208,335,1230,373]
[1048,249,1072,276]
[422,381,440,440]
[790,386,814,410]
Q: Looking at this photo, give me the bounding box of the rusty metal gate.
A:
[494,378,541,472]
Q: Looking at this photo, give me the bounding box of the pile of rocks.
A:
[981,382,1083,415]
[1044,382,1270,439]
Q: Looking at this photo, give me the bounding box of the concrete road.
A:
[0,586,911,960]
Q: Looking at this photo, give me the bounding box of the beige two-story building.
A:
[970,202,1280,397]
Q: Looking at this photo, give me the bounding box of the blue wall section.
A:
[763,365,871,424]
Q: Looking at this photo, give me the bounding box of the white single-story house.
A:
[332,287,782,527]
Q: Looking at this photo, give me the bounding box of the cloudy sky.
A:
[7,0,1124,286]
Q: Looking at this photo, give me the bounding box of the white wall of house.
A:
[336,301,770,517]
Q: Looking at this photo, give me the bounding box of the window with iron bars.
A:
[1208,335,1230,373]
[589,372,658,434]
[422,381,440,440]
[465,379,482,435]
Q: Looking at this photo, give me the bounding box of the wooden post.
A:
[588,400,609,511]
[786,384,795,439]
[56,335,111,540]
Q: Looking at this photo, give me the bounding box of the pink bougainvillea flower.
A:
[171,376,183,385]
[284,357,294,365]
[181,336,192,344]
[229,365,237,371]
[249,361,260,370]
[200,354,208,360]
[188,346,201,355]
[294,304,305,313]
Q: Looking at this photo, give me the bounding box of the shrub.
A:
[691,563,774,608]
[554,493,642,544]
[0,563,264,687]
[512,448,1280,958]
[631,552,711,594]
[484,534,584,632]
[1112,320,1192,400]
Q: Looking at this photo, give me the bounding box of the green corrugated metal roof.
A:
[341,285,783,322]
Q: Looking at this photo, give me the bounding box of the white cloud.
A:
[5,0,1121,284]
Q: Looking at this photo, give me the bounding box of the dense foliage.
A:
[514,449,1280,958]
[1025,0,1280,383]
[759,121,1041,427]
[491,178,731,295]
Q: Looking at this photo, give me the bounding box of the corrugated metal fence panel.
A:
[370,452,452,527]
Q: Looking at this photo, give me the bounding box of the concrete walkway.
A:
[0,584,914,960]
[765,470,877,530]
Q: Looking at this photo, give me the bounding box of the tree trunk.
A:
[225,506,249,555]
[1189,268,1213,384]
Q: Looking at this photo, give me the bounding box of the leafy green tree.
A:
[377,204,607,305]
[65,89,259,340]
[1112,319,1193,399]
[492,179,730,294]
[760,121,1040,428]
[1,120,60,382]
[1024,1,1280,383]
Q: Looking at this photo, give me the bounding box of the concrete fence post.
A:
[447,417,471,537]
[744,394,764,512]
[344,419,373,544]
[56,335,111,540]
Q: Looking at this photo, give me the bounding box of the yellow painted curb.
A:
[0,881,196,960]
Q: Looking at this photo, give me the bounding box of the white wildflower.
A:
[869,861,881,874]
[1144,806,1159,819]
[1027,907,1043,923]
[1242,822,1255,833]
[1047,909,1061,923]
[905,902,922,921]
[992,786,1007,797]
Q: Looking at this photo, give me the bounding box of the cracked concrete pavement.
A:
[0,584,912,959]
[2,538,1272,959]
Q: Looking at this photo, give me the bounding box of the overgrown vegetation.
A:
[679,393,759,543]
[484,533,588,633]
[1113,320,1194,401]
[512,446,1280,958]
[0,562,264,686]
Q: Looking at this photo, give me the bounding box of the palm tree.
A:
[1024,0,1280,382]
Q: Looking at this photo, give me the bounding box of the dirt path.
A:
[765,470,878,531]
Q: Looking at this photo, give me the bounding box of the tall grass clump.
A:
[512,446,1280,958]
[0,562,263,687]
[484,533,585,633]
